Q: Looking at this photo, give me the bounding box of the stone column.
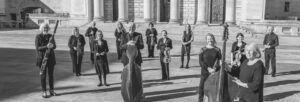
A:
[156,0,161,22]
[197,0,206,24]
[144,0,152,22]
[87,0,93,22]
[93,0,104,21]
[118,0,128,22]
[225,0,236,25]
[169,0,179,24]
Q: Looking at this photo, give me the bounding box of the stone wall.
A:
[182,0,196,24]
[265,0,300,20]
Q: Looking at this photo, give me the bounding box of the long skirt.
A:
[121,63,143,102]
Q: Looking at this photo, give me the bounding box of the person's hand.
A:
[233,78,248,88]
[100,52,105,55]
[73,47,77,50]
[118,38,121,41]
[47,43,54,49]
[96,53,100,56]
[233,97,240,102]
[264,45,270,48]
[150,34,154,36]
[208,67,216,73]
[127,40,136,45]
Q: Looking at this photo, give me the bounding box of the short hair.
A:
[39,23,50,32]
[206,33,217,44]
[246,43,261,58]
[73,27,79,35]
[149,22,154,27]
[161,30,168,35]
[236,33,244,39]
[129,22,136,31]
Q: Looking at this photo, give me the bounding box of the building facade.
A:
[0,0,300,30]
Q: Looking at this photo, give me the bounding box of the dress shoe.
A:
[97,83,103,87]
[49,90,57,96]
[42,91,47,98]
[271,74,276,77]
[185,65,189,69]
[180,65,184,68]
[104,83,110,86]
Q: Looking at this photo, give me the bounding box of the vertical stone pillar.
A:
[156,0,161,22]
[87,0,93,22]
[225,0,236,25]
[93,0,105,21]
[169,0,179,24]
[118,0,128,22]
[197,0,206,24]
[144,0,152,22]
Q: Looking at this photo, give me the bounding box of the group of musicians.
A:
[35,22,278,102]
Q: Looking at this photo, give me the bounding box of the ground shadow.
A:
[264,91,300,101]
[264,79,300,88]
[0,48,119,100]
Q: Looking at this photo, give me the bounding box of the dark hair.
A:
[236,33,244,39]
[186,24,192,33]
[161,30,168,34]
[149,22,154,27]
[206,33,217,44]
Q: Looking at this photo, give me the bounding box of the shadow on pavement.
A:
[264,79,300,88]
[264,91,300,101]
[0,48,118,101]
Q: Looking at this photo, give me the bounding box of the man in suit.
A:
[263,26,279,77]
[120,22,144,66]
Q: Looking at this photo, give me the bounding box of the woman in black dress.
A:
[114,22,126,60]
[145,22,158,57]
[94,30,110,86]
[233,43,264,102]
[198,33,222,102]
[230,33,247,77]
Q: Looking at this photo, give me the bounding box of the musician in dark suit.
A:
[114,22,126,60]
[68,27,86,76]
[180,24,194,68]
[145,22,158,58]
[94,30,110,86]
[198,33,221,102]
[157,30,173,80]
[120,22,144,66]
[263,26,279,77]
[85,22,98,64]
[35,23,57,98]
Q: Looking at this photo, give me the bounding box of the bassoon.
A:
[40,20,59,74]
[216,23,229,102]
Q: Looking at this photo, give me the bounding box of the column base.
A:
[196,21,207,25]
[118,18,129,22]
[144,18,153,23]
[225,21,236,25]
[169,19,180,24]
[93,17,105,22]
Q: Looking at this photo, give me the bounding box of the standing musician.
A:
[145,22,158,58]
[198,33,222,102]
[114,22,126,60]
[85,22,98,64]
[68,27,86,76]
[263,26,279,77]
[180,24,194,68]
[93,30,110,87]
[157,30,173,80]
[120,22,144,66]
[35,23,57,98]
[230,33,247,78]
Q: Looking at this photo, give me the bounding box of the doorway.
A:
[208,0,225,25]
[159,0,170,22]
[113,0,118,21]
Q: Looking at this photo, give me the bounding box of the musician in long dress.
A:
[85,22,98,64]
[68,27,86,76]
[263,26,279,77]
[121,45,143,102]
[157,30,173,80]
[198,33,221,102]
[180,24,194,68]
[120,22,144,66]
[145,22,158,58]
[93,30,110,86]
[35,23,57,98]
[114,22,126,60]
[233,43,264,102]
[230,33,247,78]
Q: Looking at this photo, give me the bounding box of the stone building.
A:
[0,0,299,35]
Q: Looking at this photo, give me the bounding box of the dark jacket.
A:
[263,32,279,50]
[156,37,173,52]
[120,32,144,65]
[145,28,158,45]
[35,33,56,67]
[85,27,98,41]
[68,34,86,54]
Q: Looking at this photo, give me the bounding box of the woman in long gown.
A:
[198,33,222,102]
[233,43,264,102]
[121,44,143,102]
[114,22,126,60]
[230,33,247,77]
[94,30,110,87]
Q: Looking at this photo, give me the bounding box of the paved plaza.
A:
[0,26,300,102]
